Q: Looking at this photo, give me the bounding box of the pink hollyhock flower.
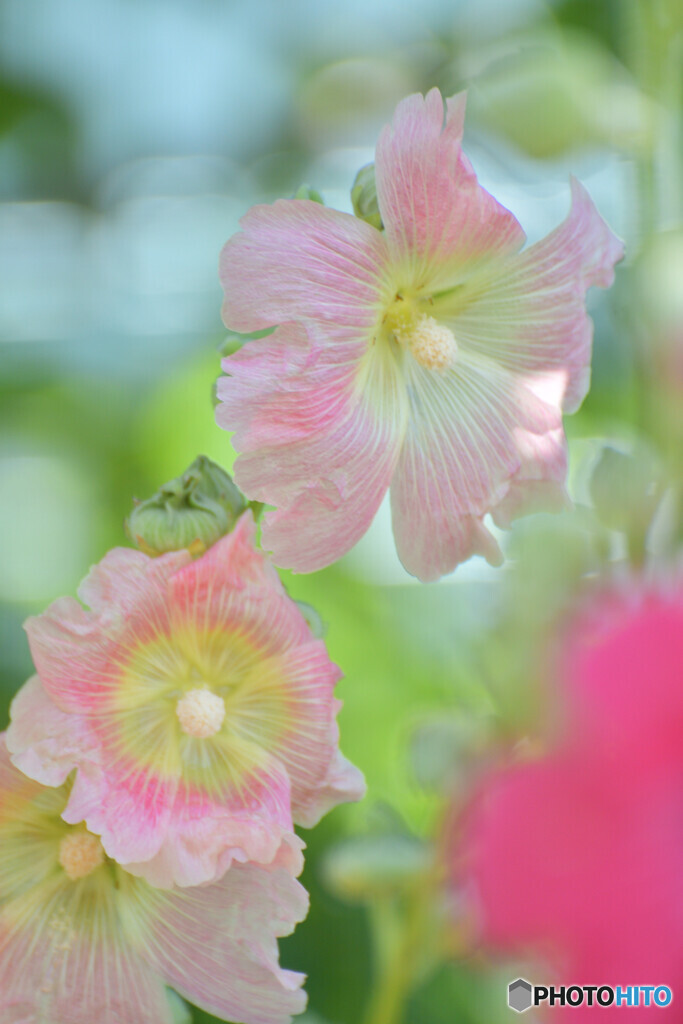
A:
[0,734,307,1024]
[459,585,683,1018]
[217,88,623,581]
[7,512,364,887]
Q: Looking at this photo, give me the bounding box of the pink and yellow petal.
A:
[0,740,308,1024]
[239,643,361,823]
[224,326,408,572]
[66,762,179,867]
[24,549,189,714]
[451,177,624,414]
[375,89,525,284]
[0,924,174,1024]
[220,198,390,333]
[390,353,561,580]
[143,863,308,1024]
[167,513,311,655]
[124,755,296,887]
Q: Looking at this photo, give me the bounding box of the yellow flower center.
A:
[58,830,105,881]
[384,297,458,372]
[176,687,226,738]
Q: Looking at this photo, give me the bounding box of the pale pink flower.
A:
[458,584,683,1018]
[217,88,623,581]
[7,512,364,887]
[0,734,308,1024]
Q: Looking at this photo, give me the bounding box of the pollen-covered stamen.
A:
[401,314,458,372]
[59,830,105,881]
[176,687,226,738]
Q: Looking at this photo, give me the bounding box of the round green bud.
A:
[589,444,664,538]
[292,183,324,204]
[323,834,432,903]
[127,456,246,557]
[294,599,327,639]
[351,163,383,231]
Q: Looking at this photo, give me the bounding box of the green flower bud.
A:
[127,456,246,557]
[589,444,664,542]
[294,599,327,639]
[292,183,324,204]
[410,713,492,793]
[323,834,432,903]
[351,163,383,231]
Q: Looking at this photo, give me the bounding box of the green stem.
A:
[361,892,428,1024]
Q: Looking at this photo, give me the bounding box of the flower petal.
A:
[295,742,367,829]
[451,177,625,414]
[0,738,173,1024]
[78,547,190,618]
[0,739,306,1024]
[564,587,683,791]
[121,756,297,887]
[24,548,190,713]
[220,322,407,572]
[490,427,569,529]
[375,89,525,282]
[390,351,562,581]
[220,199,390,332]
[143,862,309,1024]
[0,918,174,1024]
[167,512,307,652]
[7,675,100,788]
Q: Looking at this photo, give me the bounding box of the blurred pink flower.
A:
[0,734,308,1024]
[217,88,623,581]
[460,585,683,1018]
[8,513,364,887]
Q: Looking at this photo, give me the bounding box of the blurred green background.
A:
[1,1,681,1021]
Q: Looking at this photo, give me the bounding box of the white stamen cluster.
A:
[59,831,105,881]
[176,687,226,738]
[399,313,458,372]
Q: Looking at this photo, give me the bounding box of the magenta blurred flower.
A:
[217,88,623,581]
[0,735,308,1024]
[460,585,683,1017]
[7,513,364,887]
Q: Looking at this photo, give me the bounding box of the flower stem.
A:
[362,892,428,1024]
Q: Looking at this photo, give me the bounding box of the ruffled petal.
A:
[24,548,190,713]
[78,547,190,618]
[490,426,569,529]
[219,198,390,332]
[0,740,306,1024]
[390,351,562,581]
[123,772,296,887]
[0,738,173,1024]
[7,675,100,788]
[294,742,367,829]
[375,89,525,283]
[450,177,625,414]
[220,322,408,572]
[167,512,309,652]
[64,763,179,867]
[142,862,309,1024]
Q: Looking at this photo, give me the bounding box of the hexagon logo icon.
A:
[508,978,533,1013]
